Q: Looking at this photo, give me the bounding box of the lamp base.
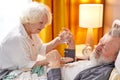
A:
[82,44,92,59]
[86,28,94,50]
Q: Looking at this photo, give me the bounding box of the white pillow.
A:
[115,50,120,74]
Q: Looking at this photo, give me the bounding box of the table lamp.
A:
[79,4,103,55]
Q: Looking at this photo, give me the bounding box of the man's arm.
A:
[47,29,75,80]
[47,68,61,80]
[46,50,62,80]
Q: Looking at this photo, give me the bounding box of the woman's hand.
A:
[32,59,48,68]
[60,57,74,64]
[58,29,75,49]
[58,29,70,43]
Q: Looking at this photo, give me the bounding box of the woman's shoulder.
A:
[1,26,22,45]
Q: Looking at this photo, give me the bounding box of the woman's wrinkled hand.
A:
[32,59,48,69]
[58,28,75,49]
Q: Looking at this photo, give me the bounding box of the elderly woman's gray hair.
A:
[20,2,52,25]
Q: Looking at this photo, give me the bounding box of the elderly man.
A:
[46,20,120,80]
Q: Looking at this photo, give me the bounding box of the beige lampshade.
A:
[79,4,103,28]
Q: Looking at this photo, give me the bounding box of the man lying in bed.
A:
[48,20,120,80]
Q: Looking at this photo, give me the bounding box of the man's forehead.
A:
[109,37,120,47]
[103,34,119,42]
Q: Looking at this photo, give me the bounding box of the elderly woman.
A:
[0,2,74,80]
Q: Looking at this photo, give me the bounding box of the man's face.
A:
[90,33,120,64]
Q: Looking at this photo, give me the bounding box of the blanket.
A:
[74,63,114,80]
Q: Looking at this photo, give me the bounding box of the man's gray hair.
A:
[109,19,120,37]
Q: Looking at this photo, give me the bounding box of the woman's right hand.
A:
[58,29,70,43]
[58,29,75,49]
[32,59,48,68]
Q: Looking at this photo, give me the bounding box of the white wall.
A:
[0,0,31,41]
[104,0,120,34]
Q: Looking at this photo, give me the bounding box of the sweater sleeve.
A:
[47,68,61,80]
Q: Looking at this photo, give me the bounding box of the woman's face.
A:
[28,14,48,34]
